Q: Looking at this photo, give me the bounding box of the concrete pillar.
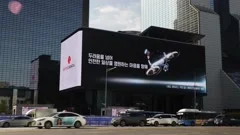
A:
[12,89,18,106]
[33,90,38,104]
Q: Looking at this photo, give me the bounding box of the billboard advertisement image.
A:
[81,28,206,93]
[59,31,83,91]
[60,28,206,93]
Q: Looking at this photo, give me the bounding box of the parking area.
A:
[0,127,240,135]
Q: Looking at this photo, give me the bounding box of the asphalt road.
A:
[0,127,240,135]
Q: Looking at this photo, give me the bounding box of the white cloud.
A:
[96,6,119,13]
[90,2,141,32]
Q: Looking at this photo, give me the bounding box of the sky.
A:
[89,0,141,32]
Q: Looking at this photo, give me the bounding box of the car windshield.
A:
[215,115,224,119]
[120,113,129,116]
[153,115,160,118]
[47,113,58,117]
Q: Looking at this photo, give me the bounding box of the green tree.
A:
[0,100,8,114]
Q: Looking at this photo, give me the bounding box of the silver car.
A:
[0,116,33,128]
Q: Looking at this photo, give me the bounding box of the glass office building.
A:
[141,0,240,111]
[0,0,89,105]
[141,0,199,34]
[141,0,227,112]
[141,0,177,31]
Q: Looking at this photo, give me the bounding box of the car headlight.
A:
[147,118,153,121]
[112,118,119,122]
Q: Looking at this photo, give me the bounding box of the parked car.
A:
[147,114,178,126]
[214,114,240,126]
[201,118,215,126]
[31,111,86,129]
[0,116,33,128]
[111,111,147,127]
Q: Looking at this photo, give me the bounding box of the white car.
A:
[32,111,86,129]
[147,114,178,126]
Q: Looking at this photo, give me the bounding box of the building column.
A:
[165,96,170,113]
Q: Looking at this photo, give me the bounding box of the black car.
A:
[111,111,147,127]
[214,114,240,126]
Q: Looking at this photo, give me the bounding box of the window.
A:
[66,113,79,117]
[13,117,22,120]
[21,116,30,119]
[58,113,68,117]
[129,113,144,117]
[210,0,214,10]
[161,115,171,118]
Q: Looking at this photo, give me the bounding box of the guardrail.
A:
[0,115,116,126]
[0,115,19,120]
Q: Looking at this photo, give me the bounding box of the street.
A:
[0,127,240,135]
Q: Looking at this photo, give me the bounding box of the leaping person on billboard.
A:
[144,49,180,76]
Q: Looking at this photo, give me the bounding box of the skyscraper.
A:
[214,0,240,110]
[141,0,177,31]
[141,0,224,111]
[174,0,199,34]
[0,0,89,105]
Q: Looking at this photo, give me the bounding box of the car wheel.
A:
[38,127,43,129]
[67,127,71,128]
[113,124,118,127]
[171,121,177,126]
[74,121,81,128]
[154,121,159,127]
[44,121,52,129]
[27,122,32,127]
[120,121,126,127]
[139,121,145,127]
[3,122,10,128]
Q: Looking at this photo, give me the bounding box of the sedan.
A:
[0,116,33,128]
[32,111,86,129]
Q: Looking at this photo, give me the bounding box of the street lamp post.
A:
[104,66,116,109]
[193,72,197,109]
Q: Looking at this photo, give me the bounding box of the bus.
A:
[177,108,219,126]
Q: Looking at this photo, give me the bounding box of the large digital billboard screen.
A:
[59,31,83,91]
[79,28,206,93]
[60,28,206,93]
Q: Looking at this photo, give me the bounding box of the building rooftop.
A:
[140,26,205,43]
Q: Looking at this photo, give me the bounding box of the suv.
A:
[111,112,147,127]
[146,114,178,126]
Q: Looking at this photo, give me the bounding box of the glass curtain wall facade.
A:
[0,0,88,101]
[140,0,177,31]
[141,0,199,34]
[174,0,199,34]
[215,0,240,88]
[140,0,226,111]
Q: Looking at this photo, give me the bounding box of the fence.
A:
[85,116,116,126]
[0,115,18,120]
[0,115,116,127]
